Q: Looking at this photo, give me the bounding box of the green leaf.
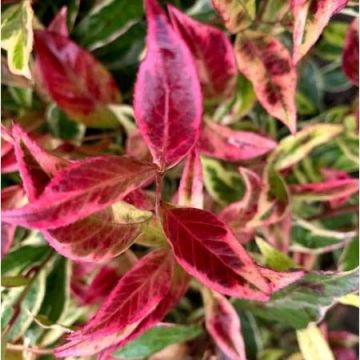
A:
[297,323,334,360]
[1,0,33,78]
[112,324,202,359]
[1,275,30,288]
[46,104,85,141]
[202,157,244,205]
[255,237,297,271]
[2,270,46,341]
[39,257,70,323]
[1,245,51,276]
[273,124,343,170]
[236,269,359,329]
[340,238,359,271]
[74,0,144,49]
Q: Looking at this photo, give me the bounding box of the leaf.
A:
[237,269,359,329]
[112,324,202,359]
[234,32,297,133]
[74,0,144,49]
[48,6,69,36]
[338,293,359,307]
[45,201,152,262]
[5,270,46,341]
[2,155,156,229]
[202,157,244,205]
[133,0,202,170]
[1,245,51,275]
[34,30,121,128]
[55,249,174,357]
[39,257,70,323]
[340,238,359,271]
[161,205,303,301]
[178,148,204,208]
[255,237,297,271]
[1,0,33,78]
[1,275,30,288]
[202,288,247,360]
[211,0,255,33]
[199,120,276,161]
[273,124,343,170]
[296,323,334,360]
[168,5,237,99]
[290,177,359,202]
[291,0,348,63]
[11,123,68,202]
[342,18,359,86]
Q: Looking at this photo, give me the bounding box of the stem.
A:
[6,344,54,355]
[155,172,164,217]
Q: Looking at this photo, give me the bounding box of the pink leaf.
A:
[133,0,202,170]
[200,120,277,161]
[203,289,246,360]
[11,123,68,201]
[2,156,156,229]
[291,0,349,63]
[1,130,17,173]
[55,249,174,357]
[342,18,359,86]
[235,33,297,133]
[1,185,25,258]
[34,30,121,128]
[178,148,204,208]
[126,129,152,162]
[161,205,303,300]
[48,6,68,36]
[168,5,237,99]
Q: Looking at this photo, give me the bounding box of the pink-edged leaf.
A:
[11,123,68,201]
[55,249,174,357]
[1,185,26,258]
[342,18,359,86]
[124,189,154,211]
[178,148,204,208]
[202,288,246,360]
[199,120,276,161]
[290,177,359,202]
[235,33,297,133]
[34,30,121,128]
[219,167,261,243]
[44,201,152,262]
[161,205,303,300]
[48,6,68,36]
[291,0,349,63]
[133,0,202,170]
[2,156,156,229]
[99,266,190,359]
[168,5,237,99]
[1,132,17,173]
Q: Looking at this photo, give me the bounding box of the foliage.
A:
[1,0,359,358]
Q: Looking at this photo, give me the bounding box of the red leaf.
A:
[1,130,17,173]
[11,123,68,201]
[134,0,202,170]
[55,249,174,357]
[291,0,349,63]
[126,129,152,162]
[203,288,246,360]
[2,156,156,229]
[48,6,68,36]
[161,205,303,300]
[235,33,297,133]
[44,202,151,262]
[178,148,204,208]
[1,185,25,258]
[200,120,276,161]
[342,18,359,86]
[168,5,237,99]
[34,30,121,128]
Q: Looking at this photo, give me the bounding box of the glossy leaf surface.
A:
[134,0,202,170]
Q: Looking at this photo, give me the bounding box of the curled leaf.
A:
[134,0,202,170]
[235,32,297,133]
